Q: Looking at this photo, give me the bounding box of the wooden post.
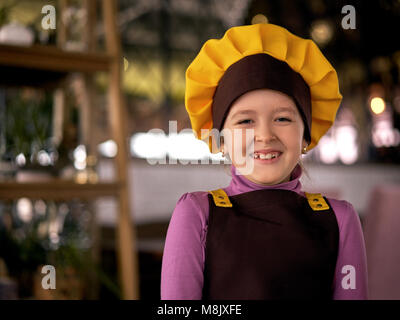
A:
[54,0,68,148]
[80,0,97,155]
[102,0,140,300]
[57,0,68,49]
[83,0,101,299]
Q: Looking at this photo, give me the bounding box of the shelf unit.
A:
[0,43,110,87]
[0,43,110,72]
[0,0,139,299]
[0,181,121,200]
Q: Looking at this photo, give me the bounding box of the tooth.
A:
[253,152,280,159]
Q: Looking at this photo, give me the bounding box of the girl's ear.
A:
[301,138,309,154]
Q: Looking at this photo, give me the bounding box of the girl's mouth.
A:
[249,151,282,164]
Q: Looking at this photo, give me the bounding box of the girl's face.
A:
[221,89,308,185]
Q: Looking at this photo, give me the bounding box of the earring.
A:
[302,146,307,154]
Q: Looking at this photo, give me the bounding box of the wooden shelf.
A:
[0,0,139,299]
[0,44,111,87]
[0,43,111,72]
[0,180,121,200]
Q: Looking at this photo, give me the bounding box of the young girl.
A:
[161,23,368,300]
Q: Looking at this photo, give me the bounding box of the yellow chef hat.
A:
[185,23,342,153]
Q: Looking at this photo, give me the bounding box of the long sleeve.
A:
[332,200,369,299]
[160,192,206,300]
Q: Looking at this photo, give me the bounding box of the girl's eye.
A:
[237,119,253,124]
[276,117,291,122]
[237,118,291,124]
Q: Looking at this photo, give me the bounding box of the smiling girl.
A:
[220,88,307,186]
[161,23,368,300]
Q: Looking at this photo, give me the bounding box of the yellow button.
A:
[209,189,232,207]
[305,192,330,211]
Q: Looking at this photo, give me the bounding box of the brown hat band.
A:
[212,53,312,143]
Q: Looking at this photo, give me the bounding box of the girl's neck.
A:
[224,163,303,196]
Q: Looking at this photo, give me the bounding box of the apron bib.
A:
[202,188,339,300]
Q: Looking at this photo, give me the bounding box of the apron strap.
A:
[304,192,330,211]
[209,189,330,211]
[208,189,232,207]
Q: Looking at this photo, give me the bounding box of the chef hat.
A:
[185,23,342,153]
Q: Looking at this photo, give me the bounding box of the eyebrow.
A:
[272,107,297,115]
[231,110,257,119]
[231,107,296,120]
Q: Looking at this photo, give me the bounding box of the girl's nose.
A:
[255,122,277,143]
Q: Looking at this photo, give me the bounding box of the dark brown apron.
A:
[202,188,339,300]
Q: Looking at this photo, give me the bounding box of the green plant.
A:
[0,200,121,299]
[5,90,52,161]
[50,244,122,299]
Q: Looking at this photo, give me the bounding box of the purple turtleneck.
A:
[161,164,368,300]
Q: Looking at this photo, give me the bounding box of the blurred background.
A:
[0,0,399,300]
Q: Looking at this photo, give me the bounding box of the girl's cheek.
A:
[226,128,255,155]
[226,134,248,160]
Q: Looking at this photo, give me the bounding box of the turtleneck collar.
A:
[224,163,303,196]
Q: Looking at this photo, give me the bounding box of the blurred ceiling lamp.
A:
[168,132,210,161]
[15,153,26,166]
[318,135,339,164]
[37,150,52,166]
[372,119,400,148]
[130,131,223,162]
[73,144,87,170]
[310,19,333,46]
[98,140,118,158]
[370,97,386,114]
[335,125,359,164]
[131,132,168,159]
[17,198,33,223]
[251,14,268,25]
